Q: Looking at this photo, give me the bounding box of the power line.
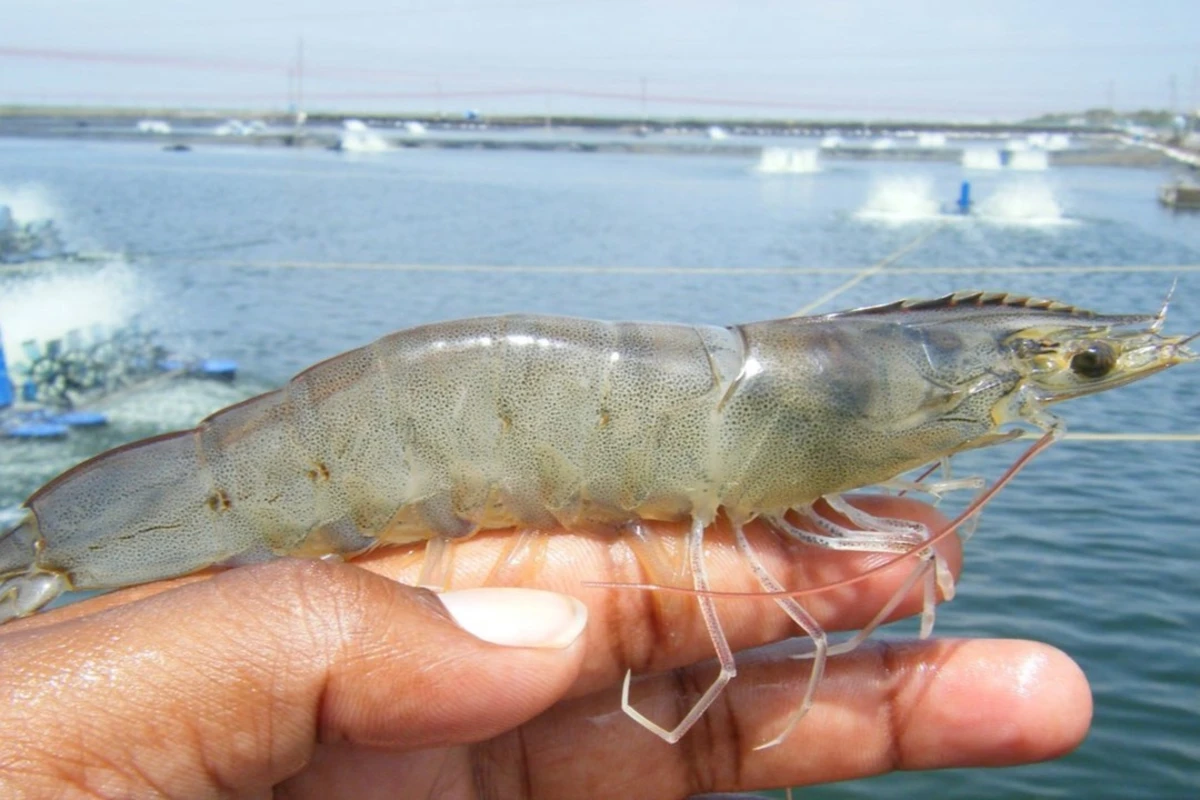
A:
[174,0,598,26]
[2,43,1181,116]
[792,223,950,316]
[209,261,1200,277]
[0,46,285,74]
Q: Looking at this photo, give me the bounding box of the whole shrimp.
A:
[0,290,1193,746]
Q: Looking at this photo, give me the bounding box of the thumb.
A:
[0,559,588,796]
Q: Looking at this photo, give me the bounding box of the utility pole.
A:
[1105,79,1115,112]
[296,37,305,121]
[640,76,648,124]
[291,37,307,133]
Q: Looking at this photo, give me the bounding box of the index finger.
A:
[15,495,959,708]
[359,494,960,700]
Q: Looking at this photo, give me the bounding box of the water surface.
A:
[1,138,1197,797]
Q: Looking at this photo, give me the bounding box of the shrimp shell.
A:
[1,290,1193,745]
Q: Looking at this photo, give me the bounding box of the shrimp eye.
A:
[1070,342,1116,379]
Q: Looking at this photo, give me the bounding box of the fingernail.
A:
[439,588,588,649]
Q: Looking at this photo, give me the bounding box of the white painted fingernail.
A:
[439,588,588,649]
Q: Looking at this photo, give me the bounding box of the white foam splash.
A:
[976,181,1072,226]
[337,120,389,153]
[962,148,1049,171]
[962,148,1003,170]
[755,147,820,174]
[855,176,944,222]
[0,184,60,224]
[0,262,151,365]
[1007,150,1049,171]
[1027,132,1071,151]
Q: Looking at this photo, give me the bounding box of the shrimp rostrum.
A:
[0,291,1194,744]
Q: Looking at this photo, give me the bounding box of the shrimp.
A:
[0,290,1194,746]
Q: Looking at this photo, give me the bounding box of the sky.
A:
[2,0,1198,121]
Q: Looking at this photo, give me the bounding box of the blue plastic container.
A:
[3,421,70,439]
[53,411,108,427]
[195,358,238,381]
[0,326,13,410]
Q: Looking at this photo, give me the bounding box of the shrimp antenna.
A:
[585,430,1058,601]
[1152,279,1178,333]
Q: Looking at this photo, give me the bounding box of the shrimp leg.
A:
[823,495,956,605]
[416,535,455,590]
[621,515,736,744]
[481,529,549,587]
[787,556,934,668]
[731,522,828,751]
[740,517,935,749]
[771,502,947,639]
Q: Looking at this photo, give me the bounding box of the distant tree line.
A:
[1023,108,1190,129]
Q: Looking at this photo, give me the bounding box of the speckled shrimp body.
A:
[0,291,1193,745]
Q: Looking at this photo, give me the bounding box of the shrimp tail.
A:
[0,511,70,622]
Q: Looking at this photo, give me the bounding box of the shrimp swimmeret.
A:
[0,291,1194,746]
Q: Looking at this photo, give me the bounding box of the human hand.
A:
[0,497,1091,798]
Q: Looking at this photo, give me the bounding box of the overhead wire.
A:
[202,261,1200,276]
